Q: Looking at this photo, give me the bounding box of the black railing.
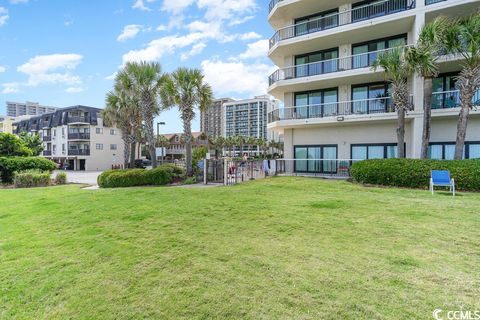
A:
[67,116,89,123]
[68,149,90,156]
[43,136,51,142]
[269,0,283,12]
[269,47,403,86]
[68,133,90,140]
[432,90,480,109]
[268,96,414,123]
[269,0,415,48]
[43,150,52,156]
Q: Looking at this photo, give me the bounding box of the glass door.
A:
[323,90,338,117]
[322,147,337,173]
[352,87,369,114]
[294,93,309,119]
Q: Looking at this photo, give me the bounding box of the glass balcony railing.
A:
[269,47,403,86]
[269,0,416,49]
[432,90,480,109]
[268,96,414,123]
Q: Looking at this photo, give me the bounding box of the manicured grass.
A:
[1,178,479,319]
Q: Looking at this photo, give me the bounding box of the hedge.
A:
[14,170,51,188]
[0,157,57,184]
[98,164,185,188]
[350,158,480,191]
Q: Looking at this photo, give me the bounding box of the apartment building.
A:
[160,132,212,160]
[200,98,235,139]
[6,101,57,117]
[0,115,16,134]
[267,0,480,173]
[14,106,124,171]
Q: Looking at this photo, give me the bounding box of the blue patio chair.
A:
[430,170,455,196]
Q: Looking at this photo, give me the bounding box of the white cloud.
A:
[197,0,257,22]
[161,0,194,14]
[201,59,274,97]
[17,53,83,87]
[0,66,6,73]
[117,24,143,42]
[181,42,206,60]
[132,0,156,11]
[66,87,84,93]
[0,7,9,27]
[105,72,117,81]
[1,82,21,94]
[238,39,269,60]
[10,0,28,4]
[239,32,261,41]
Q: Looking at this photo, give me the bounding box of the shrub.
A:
[0,157,57,184]
[183,177,197,185]
[14,170,51,188]
[350,158,480,191]
[98,164,185,188]
[55,172,67,185]
[0,133,33,157]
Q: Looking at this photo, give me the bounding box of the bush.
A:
[0,157,57,184]
[98,164,186,188]
[183,177,197,185]
[55,172,67,185]
[14,170,51,188]
[350,158,480,191]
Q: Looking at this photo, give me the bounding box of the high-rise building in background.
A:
[0,115,16,134]
[200,98,234,139]
[6,101,58,117]
[267,0,480,174]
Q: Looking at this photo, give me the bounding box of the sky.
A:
[0,0,276,133]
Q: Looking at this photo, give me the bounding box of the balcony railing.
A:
[269,0,416,48]
[426,0,446,4]
[67,116,89,123]
[43,150,52,156]
[43,136,51,142]
[269,47,403,86]
[68,133,90,140]
[268,96,414,123]
[432,90,480,109]
[68,149,90,156]
[269,0,283,13]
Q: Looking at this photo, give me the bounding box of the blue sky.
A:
[0,0,275,133]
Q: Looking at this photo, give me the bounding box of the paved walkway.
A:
[52,170,102,186]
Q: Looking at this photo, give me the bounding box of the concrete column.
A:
[410,116,424,158]
[411,12,426,112]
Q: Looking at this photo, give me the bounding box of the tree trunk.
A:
[130,142,136,168]
[454,66,479,160]
[123,137,130,169]
[397,107,406,158]
[421,77,433,159]
[184,122,193,176]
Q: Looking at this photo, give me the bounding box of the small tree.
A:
[0,133,33,157]
[19,132,44,156]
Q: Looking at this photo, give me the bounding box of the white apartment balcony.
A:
[268,0,341,29]
[269,0,416,66]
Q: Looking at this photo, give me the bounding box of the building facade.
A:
[200,98,235,139]
[6,101,57,117]
[267,0,480,173]
[14,106,124,171]
[0,115,16,134]
[160,132,211,160]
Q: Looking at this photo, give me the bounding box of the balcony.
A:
[268,97,413,123]
[43,135,52,142]
[269,0,416,49]
[269,47,401,86]
[67,116,89,124]
[68,149,90,156]
[432,90,480,110]
[68,133,90,140]
[269,0,282,12]
[426,0,446,4]
[43,150,52,156]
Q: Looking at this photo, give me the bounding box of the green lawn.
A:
[1,178,479,319]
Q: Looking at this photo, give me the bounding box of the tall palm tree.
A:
[440,14,480,159]
[120,62,163,168]
[160,68,213,175]
[212,136,225,158]
[373,47,413,158]
[406,17,449,158]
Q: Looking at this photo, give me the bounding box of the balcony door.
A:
[294,89,338,119]
[352,35,407,69]
[294,9,339,37]
[351,82,391,114]
[294,145,338,174]
[295,48,339,78]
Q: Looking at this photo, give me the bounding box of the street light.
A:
[157,122,166,136]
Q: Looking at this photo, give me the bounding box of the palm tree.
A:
[440,14,480,159]
[406,17,448,158]
[224,136,235,157]
[160,68,213,175]
[373,47,413,158]
[120,62,163,168]
[212,136,225,158]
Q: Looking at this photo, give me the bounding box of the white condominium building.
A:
[14,106,124,171]
[200,98,235,139]
[267,0,480,174]
[6,101,58,117]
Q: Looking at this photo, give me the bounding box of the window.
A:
[53,129,56,137]
[427,142,480,159]
[294,145,338,173]
[52,145,56,153]
[352,35,407,68]
[294,9,339,37]
[351,82,392,114]
[96,128,103,134]
[351,144,399,160]
[96,143,103,150]
[295,48,339,77]
[294,89,338,118]
[110,144,117,150]
[110,129,116,135]
[62,144,66,151]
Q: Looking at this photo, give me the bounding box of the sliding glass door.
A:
[351,82,391,114]
[295,48,338,77]
[294,145,338,173]
[352,35,407,69]
[294,89,338,119]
